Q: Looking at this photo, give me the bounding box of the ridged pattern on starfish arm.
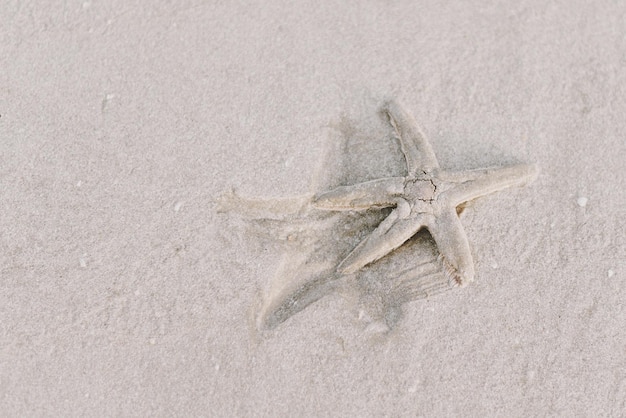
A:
[439,164,539,208]
[337,212,427,274]
[313,177,405,210]
[383,100,439,173]
[313,100,539,287]
[428,208,475,286]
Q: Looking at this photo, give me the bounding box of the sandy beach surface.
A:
[1,1,625,416]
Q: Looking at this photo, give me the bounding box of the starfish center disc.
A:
[404,178,436,202]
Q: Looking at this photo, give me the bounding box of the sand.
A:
[1,1,625,416]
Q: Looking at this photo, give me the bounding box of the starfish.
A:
[313,100,538,287]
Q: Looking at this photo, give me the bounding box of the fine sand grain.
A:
[1,1,625,416]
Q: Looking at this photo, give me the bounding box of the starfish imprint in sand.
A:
[314,100,539,287]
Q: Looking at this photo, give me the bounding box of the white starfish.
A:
[313,100,539,287]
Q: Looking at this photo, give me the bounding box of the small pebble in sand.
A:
[608,270,615,278]
[577,197,588,207]
[79,258,87,268]
[174,201,183,212]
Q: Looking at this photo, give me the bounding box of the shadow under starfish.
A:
[218,191,453,331]
[218,99,538,331]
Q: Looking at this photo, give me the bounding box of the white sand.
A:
[1,1,625,416]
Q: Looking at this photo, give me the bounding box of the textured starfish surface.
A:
[314,100,539,287]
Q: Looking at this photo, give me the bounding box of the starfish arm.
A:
[383,100,440,173]
[428,208,475,286]
[313,177,405,211]
[442,163,539,207]
[337,210,425,274]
